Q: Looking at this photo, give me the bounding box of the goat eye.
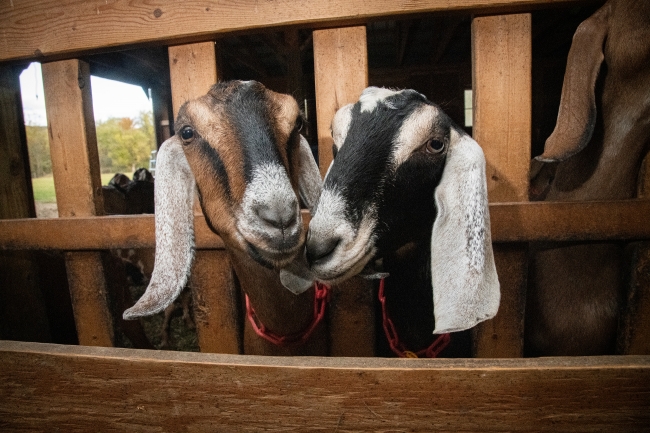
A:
[424,139,444,154]
[180,127,195,143]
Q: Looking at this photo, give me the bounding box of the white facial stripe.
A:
[237,163,300,250]
[309,189,377,281]
[359,87,400,113]
[392,104,438,167]
[331,104,353,149]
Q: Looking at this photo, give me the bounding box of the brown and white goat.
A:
[123,81,324,355]
[527,0,650,356]
[306,87,500,354]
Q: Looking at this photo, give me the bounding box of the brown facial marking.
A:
[177,98,246,247]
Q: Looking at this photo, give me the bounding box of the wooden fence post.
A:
[168,41,241,354]
[471,14,532,357]
[0,65,52,342]
[42,59,114,347]
[313,26,375,356]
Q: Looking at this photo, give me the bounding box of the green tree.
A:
[26,124,51,178]
[96,111,156,175]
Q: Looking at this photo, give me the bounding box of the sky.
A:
[19,62,153,126]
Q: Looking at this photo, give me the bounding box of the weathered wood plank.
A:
[0,0,590,63]
[1,341,649,432]
[313,26,375,357]
[471,14,532,357]
[313,26,368,176]
[190,250,241,354]
[0,214,222,250]
[0,66,35,219]
[0,66,52,343]
[167,42,242,355]
[2,200,650,250]
[42,59,113,347]
[168,42,218,118]
[618,157,650,355]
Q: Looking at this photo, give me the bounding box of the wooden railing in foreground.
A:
[1,341,649,432]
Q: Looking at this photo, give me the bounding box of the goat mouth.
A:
[311,248,375,284]
[245,240,300,269]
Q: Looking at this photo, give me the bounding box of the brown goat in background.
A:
[527,0,650,355]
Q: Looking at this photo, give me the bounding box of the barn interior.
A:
[0,1,606,350]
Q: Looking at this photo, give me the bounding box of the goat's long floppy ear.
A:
[296,135,322,213]
[123,136,196,320]
[537,4,610,162]
[279,135,322,294]
[430,130,500,334]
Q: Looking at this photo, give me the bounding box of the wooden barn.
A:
[1,0,649,431]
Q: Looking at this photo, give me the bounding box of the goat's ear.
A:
[537,4,609,162]
[279,251,314,295]
[295,135,322,213]
[123,135,196,320]
[430,130,500,334]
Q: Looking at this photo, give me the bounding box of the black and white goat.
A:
[306,87,500,351]
[123,81,324,355]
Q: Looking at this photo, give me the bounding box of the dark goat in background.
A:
[528,0,650,355]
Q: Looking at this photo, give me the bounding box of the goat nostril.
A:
[256,204,298,231]
[306,236,341,265]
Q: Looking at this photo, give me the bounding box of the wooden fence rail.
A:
[0,0,592,63]
[1,200,649,251]
[1,341,649,432]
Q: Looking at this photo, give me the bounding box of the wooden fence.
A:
[1,0,649,430]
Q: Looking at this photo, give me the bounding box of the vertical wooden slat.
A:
[151,86,172,147]
[42,59,113,347]
[190,251,241,354]
[471,14,531,357]
[0,65,51,342]
[168,42,217,117]
[619,157,650,355]
[313,26,375,357]
[168,41,241,354]
[313,26,369,177]
[284,30,304,107]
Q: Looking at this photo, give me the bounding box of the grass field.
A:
[32,173,116,203]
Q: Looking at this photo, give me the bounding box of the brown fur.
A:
[527,0,650,356]
[172,82,324,355]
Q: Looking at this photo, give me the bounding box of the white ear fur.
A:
[296,135,322,213]
[123,136,196,320]
[430,130,500,333]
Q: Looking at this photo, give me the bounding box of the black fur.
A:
[325,90,454,256]
[225,81,286,182]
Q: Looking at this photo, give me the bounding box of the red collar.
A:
[246,277,451,357]
[378,277,451,358]
[245,282,330,347]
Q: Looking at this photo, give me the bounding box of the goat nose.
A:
[256,202,298,230]
[306,235,340,265]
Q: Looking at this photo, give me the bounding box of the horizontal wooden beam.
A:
[0,214,224,250]
[0,0,590,63]
[0,200,649,251]
[0,341,648,431]
[489,199,650,243]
